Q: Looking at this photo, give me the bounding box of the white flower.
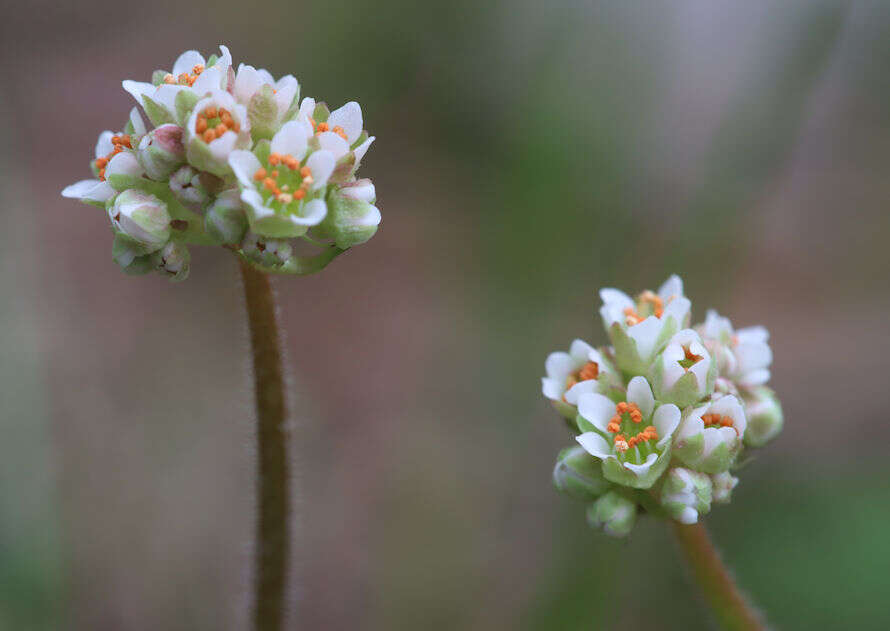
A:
[600,274,691,373]
[228,121,335,238]
[184,90,251,176]
[698,309,773,390]
[108,189,171,253]
[122,46,232,125]
[660,467,713,524]
[62,109,146,203]
[232,64,299,127]
[674,395,747,474]
[298,98,375,164]
[575,376,681,488]
[650,329,714,407]
[541,341,620,421]
[741,386,783,447]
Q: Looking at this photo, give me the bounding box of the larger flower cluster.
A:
[545,275,782,536]
[62,45,380,281]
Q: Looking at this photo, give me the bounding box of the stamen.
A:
[577,361,599,382]
[253,168,267,181]
[702,413,737,434]
[332,125,348,140]
[163,73,176,84]
[316,122,330,133]
[294,189,306,200]
[614,435,628,452]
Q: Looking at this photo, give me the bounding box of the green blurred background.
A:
[2,0,889,629]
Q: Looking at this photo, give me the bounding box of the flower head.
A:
[62,45,381,281]
[542,275,783,534]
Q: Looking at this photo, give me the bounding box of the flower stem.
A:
[671,521,765,631]
[239,259,289,631]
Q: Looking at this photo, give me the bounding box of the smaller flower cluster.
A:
[62,45,380,281]
[545,276,782,536]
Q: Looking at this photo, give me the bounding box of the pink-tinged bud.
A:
[137,124,186,180]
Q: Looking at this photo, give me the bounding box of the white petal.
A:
[702,427,737,456]
[545,351,574,380]
[62,179,112,202]
[578,392,616,433]
[735,341,772,373]
[121,80,154,107]
[599,288,634,309]
[663,296,691,324]
[626,376,655,418]
[241,189,273,218]
[628,316,662,362]
[234,64,263,104]
[542,377,563,401]
[740,369,770,387]
[105,151,143,178]
[256,68,275,84]
[327,101,363,144]
[172,50,205,76]
[737,326,769,344]
[355,204,380,227]
[653,404,681,448]
[354,136,374,163]
[564,379,600,405]
[208,131,238,161]
[216,45,232,71]
[341,179,375,202]
[191,65,224,95]
[128,108,147,137]
[679,406,707,439]
[271,121,310,159]
[709,395,747,437]
[569,339,594,362]
[299,97,316,119]
[95,131,115,157]
[306,150,335,190]
[274,76,299,114]
[228,150,262,188]
[315,131,350,160]
[623,453,658,476]
[296,198,327,225]
[152,84,186,112]
[588,347,604,366]
[677,506,698,524]
[576,432,613,460]
[658,274,684,300]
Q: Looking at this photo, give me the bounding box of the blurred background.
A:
[2,0,889,629]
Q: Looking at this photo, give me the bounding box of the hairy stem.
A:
[240,259,289,631]
[671,521,765,631]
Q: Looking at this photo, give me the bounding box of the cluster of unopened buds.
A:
[62,45,381,281]
[544,276,783,536]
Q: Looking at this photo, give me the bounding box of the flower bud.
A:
[553,445,611,501]
[241,231,293,268]
[111,233,154,275]
[586,491,637,537]
[169,165,211,206]
[109,189,171,253]
[137,124,185,180]
[741,386,783,447]
[660,467,712,524]
[314,180,381,249]
[151,241,190,281]
[674,395,746,474]
[205,189,248,244]
[711,471,738,504]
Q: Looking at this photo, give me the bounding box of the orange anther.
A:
[95,157,108,168]
[617,402,628,413]
[163,74,176,84]
[300,166,312,178]
[263,177,276,191]
[578,361,599,382]
[111,135,120,145]
[204,106,218,119]
[196,117,207,133]
[253,168,267,181]
[220,112,234,127]
[607,422,620,433]
[98,168,106,180]
[214,123,227,137]
[284,156,299,170]
[120,135,131,148]
[293,189,306,200]
[270,170,279,178]
[269,153,281,166]
[316,122,330,133]
[193,64,204,74]
[178,73,190,84]
[332,125,348,140]
[202,129,215,143]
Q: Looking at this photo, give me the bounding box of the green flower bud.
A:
[742,386,783,447]
[136,124,185,180]
[204,189,248,245]
[111,233,155,275]
[553,445,611,501]
[109,189,171,253]
[241,231,293,268]
[586,491,637,537]
[660,467,712,524]
[711,471,738,504]
[151,241,190,281]
[314,180,381,249]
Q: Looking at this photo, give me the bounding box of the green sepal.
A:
[141,95,175,126]
[175,90,200,127]
[586,491,637,537]
[253,139,272,165]
[112,231,157,264]
[313,190,377,249]
[351,130,368,150]
[248,85,279,141]
[673,432,740,475]
[607,316,679,375]
[329,152,356,185]
[312,102,330,123]
[206,53,218,67]
[247,211,310,239]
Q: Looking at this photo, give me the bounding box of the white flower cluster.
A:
[62,45,380,281]
[545,275,782,536]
